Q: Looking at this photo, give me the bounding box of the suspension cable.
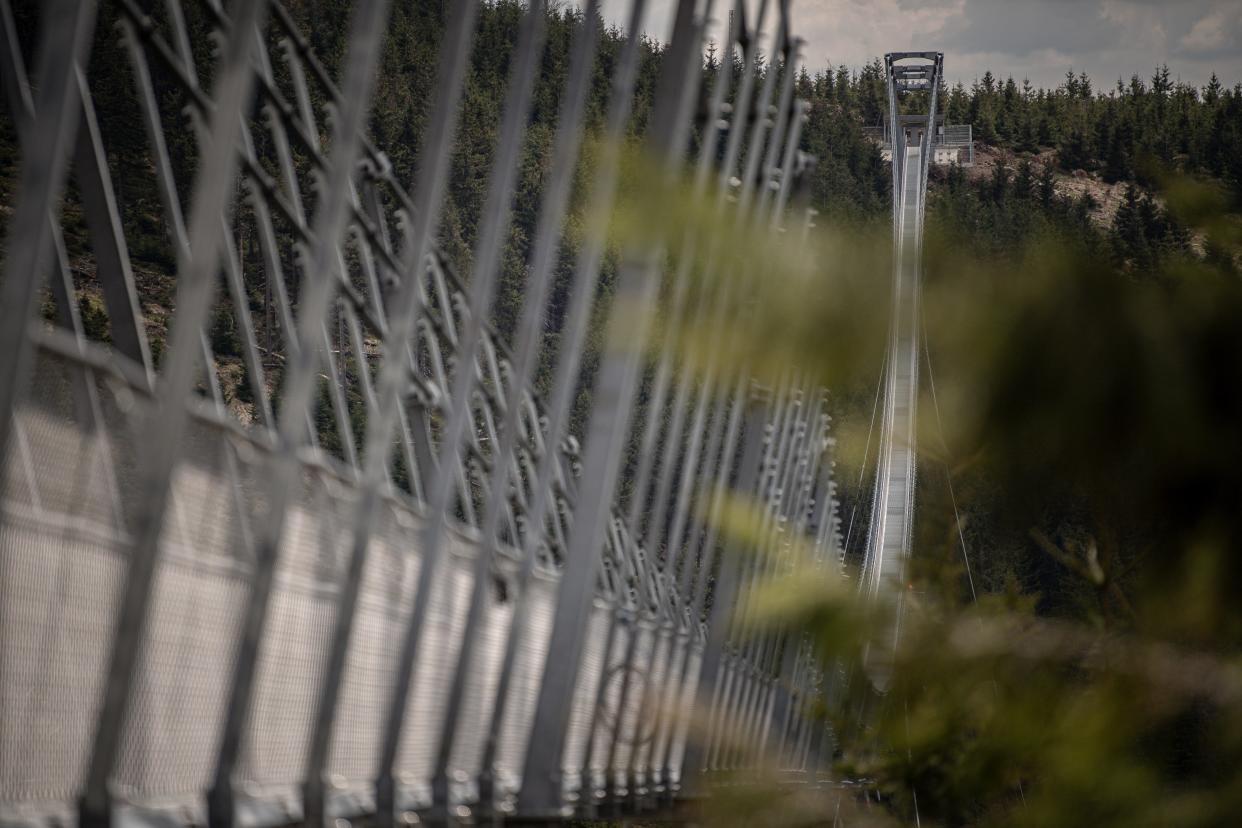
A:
[919,307,976,604]
[841,344,890,564]
[922,312,1031,808]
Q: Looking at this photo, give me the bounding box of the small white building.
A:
[863,117,974,166]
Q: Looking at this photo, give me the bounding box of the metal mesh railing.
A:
[0,0,841,824]
[862,118,974,166]
[941,123,974,145]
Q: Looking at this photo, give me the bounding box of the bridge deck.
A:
[861,51,943,690]
[0,1,837,824]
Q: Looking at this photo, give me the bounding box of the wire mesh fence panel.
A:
[446,579,511,793]
[0,0,838,822]
[566,603,616,792]
[493,572,558,796]
[233,468,350,789]
[631,627,674,784]
[666,640,704,785]
[392,546,473,801]
[323,502,416,786]
[0,355,129,806]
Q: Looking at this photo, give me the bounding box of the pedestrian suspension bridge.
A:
[0,0,967,824]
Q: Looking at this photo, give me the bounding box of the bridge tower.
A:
[858,52,945,689]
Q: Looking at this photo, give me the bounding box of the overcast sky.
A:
[591,0,1242,90]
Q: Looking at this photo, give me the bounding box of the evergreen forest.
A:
[3,2,1242,824]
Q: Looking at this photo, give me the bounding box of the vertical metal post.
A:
[651,388,734,794]
[516,0,707,816]
[79,3,268,825]
[695,18,796,768]
[434,3,608,814]
[199,1,393,825]
[604,233,709,811]
[769,410,830,771]
[0,0,97,515]
[741,389,814,768]
[717,382,799,770]
[590,247,696,804]
[363,2,480,823]
[431,4,603,818]
[72,69,155,378]
[753,34,803,222]
[744,389,821,768]
[675,72,809,789]
[474,0,651,814]
[600,0,766,798]
[367,0,546,804]
[679,381,771,795]
[639,32,805,798]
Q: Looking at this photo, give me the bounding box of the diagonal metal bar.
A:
[429,1,604,816]
[357,2,483,823]
[476,0,651,812]
[0,2,110,438]
[618,0,796,794]
[80,2,269,824]
[517,0,709,816]
[71,68,156,378]
[197,1,394,824]
[363,2,548,823]
[0,0,97,525]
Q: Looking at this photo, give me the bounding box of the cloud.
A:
[1177,5,1239,56]
[1181,14,1226,51]
[938,0,1120,58]
[792,0,965,67]
[1099,0,1169,53]
[588,0,1242,88]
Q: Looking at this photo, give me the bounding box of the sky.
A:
[591,0,1242,91]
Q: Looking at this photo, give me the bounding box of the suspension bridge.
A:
[0,0,970,824]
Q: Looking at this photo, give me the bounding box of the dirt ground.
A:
[964,144,1135,228]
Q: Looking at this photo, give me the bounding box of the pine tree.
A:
[1079,71,1093,99]
[1059,125,1093,171]
[1037,163,1056,209]
[1204,73,1222,106]
[1014,160,1035,199]
[1103,120,1132,183]
[1151,64,1172,101]
[990,162,1009,204]
[1064,69,1080,99]
[1112,184,1148,268]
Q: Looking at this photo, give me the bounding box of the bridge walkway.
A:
[0,1,841,825]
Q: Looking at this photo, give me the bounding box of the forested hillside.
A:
[789,59,1242,616]
[7,2,1238,362]
[797,59,1242,264]
[6,4,1242,823]
[3,0,1240,606]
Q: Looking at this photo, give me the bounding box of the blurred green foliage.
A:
[674,166,1242,826]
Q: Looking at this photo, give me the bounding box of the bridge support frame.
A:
[0,1,840,824]
[857,52,943,689]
